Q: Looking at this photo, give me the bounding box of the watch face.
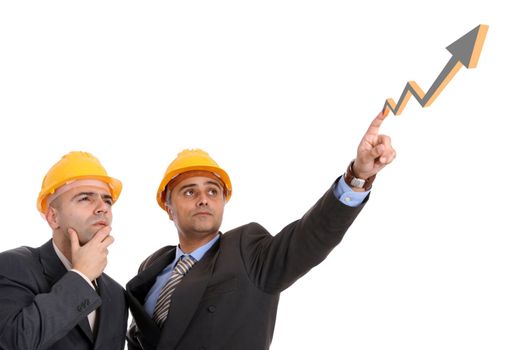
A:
[350,177,365,188]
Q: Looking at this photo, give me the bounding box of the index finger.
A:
[90,226,112,243]
[68,228,80,251]
[366,110,388,135]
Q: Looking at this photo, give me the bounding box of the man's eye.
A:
[79,196,90,202]
[208,188,218,196]
[184,190,194,197]
[104,199,114,206]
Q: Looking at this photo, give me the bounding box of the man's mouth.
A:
[194,212,212,217]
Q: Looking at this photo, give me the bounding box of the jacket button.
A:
[207,305,216,313]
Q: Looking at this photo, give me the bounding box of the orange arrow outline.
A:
[383,24,489,116]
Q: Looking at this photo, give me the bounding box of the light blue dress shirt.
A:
[144,176,369,315]
[333,174,370,206]
[143,234,220,317]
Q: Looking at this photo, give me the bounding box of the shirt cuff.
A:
[333,175,370,207]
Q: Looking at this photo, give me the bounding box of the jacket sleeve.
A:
[0,253,101,350]
[127,320,146,350]
[239,180,368,294]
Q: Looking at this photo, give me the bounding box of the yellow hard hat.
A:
[157,149,232,211]
[37,151,122,214]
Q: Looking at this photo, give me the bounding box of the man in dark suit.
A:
[127,111,396,350]
[0,151,128,350]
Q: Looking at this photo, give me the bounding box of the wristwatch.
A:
[344,160,376,191]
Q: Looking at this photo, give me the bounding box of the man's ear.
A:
[166,205,176,222]
[45,207,60,230]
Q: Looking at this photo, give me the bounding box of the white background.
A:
[1,1,524,349]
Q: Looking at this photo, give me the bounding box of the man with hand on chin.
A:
[0,151,128,350]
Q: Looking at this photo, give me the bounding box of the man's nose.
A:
[95,196,110,214]
[197,194,208,207]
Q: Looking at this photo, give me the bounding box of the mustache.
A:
[90,215,110,226]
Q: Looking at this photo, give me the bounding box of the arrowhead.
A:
[446,24,489,68]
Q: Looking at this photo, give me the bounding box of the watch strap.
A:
[344,160,376,191]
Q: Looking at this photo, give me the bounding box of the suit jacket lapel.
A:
[38,239,95,343]
[38,240,67,286]
[127,247,178,349]
[93,275,111,347]
[78,318,94,342]
[129,247,178,301]
[93,274,118,348]
[157,238,220,349]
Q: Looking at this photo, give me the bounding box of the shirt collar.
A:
[175,234,220,262]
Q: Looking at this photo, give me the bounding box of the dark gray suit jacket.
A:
[127,184,367,350]
[0,239,128,350]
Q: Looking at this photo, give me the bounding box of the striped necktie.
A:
[152,255,196,326]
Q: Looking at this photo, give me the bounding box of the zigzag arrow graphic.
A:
[383,24,489,116]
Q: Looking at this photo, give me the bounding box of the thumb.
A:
[368,144,385,160]
[68,228,80,252]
